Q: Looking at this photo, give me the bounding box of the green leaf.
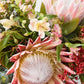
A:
[80,19,84,26]
[0,52,5,60]
[0,51,11,61]
[0,35,10,52]
[79,74,84,83]
[62,18,79,35]
[15,0,20,5]
[32,1,36,8]
[45,15,57,20]
[40,2,46,14]
[56,44,63,62]
[5,55,9,67]
[13,31,25,40]
[65,42,84,48]
[45,32,51,37]
[22,0,25,4]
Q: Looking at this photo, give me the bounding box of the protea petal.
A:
[65,77,74,84]
[60,51,72,56]
[58,63,76,74]
[26,39,33,50]
[7,36,75,84]
[48,78,55,84]
[33,35,41,45]
[12,71,18,84]
[9,53,20,62]
[42,36,49,42]
[20,50,32,56]
[44,39,62,49]
[6,62,17,75]
[54,75,64,84]
[43,0,84,22]
[61,56,75,62]
[18,44,26,52]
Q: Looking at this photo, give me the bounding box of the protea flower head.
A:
[43,0,84,22]
[7,35,75,84]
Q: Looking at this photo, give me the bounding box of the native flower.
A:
[0,14,18,30]
[6,34,76,84]
[43,0,84,22]
[29,18,50,38]
[70,47,84,75]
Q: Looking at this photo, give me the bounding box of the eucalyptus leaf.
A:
[62,18,79,35]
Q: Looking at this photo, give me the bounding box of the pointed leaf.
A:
[0,35,10,52]
[5,55,9,67]
[56,44,63,62]
[40,2,46,14]
[79,74,84,83]
[62,18,79,35]
[65,42,84,48]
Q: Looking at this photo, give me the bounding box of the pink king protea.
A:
[43,0,84,22]
[6,35,75,84]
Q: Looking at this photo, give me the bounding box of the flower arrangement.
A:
[0,0,84,84]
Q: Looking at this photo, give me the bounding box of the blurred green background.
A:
[0,65,13,84]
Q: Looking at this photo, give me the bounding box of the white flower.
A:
[0,14,18,30]
[29,19,50,38]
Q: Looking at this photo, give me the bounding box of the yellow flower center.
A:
[35,22,49,31]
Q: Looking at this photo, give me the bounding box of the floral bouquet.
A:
[0,0,84,84]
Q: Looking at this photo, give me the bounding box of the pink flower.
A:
[43,0,84,22]
[51,24,62,39]
[70,47,84,75]
[6,36,75,84]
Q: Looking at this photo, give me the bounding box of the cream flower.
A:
[43,0,84,22]
[0,14,18,30]
[29,19,50,38]
[0,2,6,13]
